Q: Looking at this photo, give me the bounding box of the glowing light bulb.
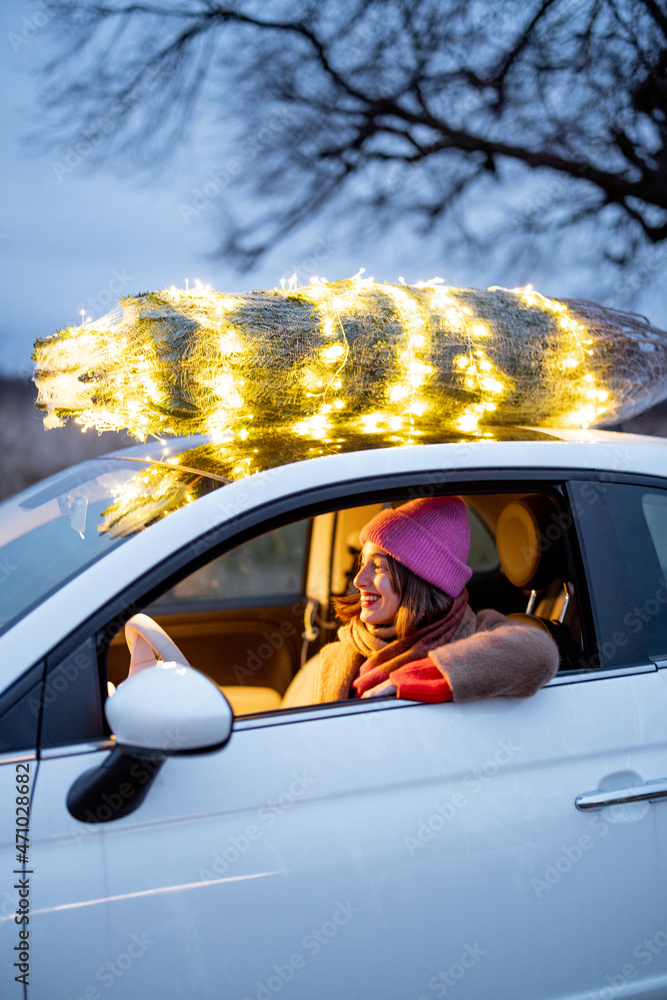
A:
[457,411,479,433]
[322,343,346,361]
[389,384,409,402]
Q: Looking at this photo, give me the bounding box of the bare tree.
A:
[36,0,667,276]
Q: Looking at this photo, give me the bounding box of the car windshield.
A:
[0,456,225,637]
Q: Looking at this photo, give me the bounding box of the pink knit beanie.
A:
[359,496,472,597]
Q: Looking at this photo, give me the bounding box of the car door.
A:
[17,672,667,1000]
[6,473,667,999]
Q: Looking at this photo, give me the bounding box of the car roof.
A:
[99,425,667,482]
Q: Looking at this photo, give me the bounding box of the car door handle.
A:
[575,779,667,811]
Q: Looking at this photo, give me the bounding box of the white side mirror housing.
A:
[106,660,233,751]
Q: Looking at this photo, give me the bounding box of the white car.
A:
[2,426,667,1000]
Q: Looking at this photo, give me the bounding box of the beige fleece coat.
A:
[282,606,559,709]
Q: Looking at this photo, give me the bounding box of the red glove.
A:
[390,657,453,703]
[352,664,392,698]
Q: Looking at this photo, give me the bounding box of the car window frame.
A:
[569,474,667,668]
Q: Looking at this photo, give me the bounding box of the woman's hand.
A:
[360,678,398,698]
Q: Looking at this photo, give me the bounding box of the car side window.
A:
[104,521,310,709]
[150,520,309,609]
[643,493,667,580]
[604,485,667,662]
[468,509,498,574]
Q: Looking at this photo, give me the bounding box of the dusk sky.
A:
[2,0,665,380]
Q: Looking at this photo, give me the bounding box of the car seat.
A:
[495,495,583,670]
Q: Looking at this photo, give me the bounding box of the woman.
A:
[281,496,559,708]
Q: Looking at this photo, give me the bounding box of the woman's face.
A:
[353,542,401,625]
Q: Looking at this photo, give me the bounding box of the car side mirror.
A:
[67,662,232,823]
[105,659,233,751]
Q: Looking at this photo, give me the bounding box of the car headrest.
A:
[496,495,566,591]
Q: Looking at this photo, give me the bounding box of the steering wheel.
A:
[125,613,192,676]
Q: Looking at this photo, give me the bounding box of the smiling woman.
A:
[353,546,403,625]
[282,496,560,707]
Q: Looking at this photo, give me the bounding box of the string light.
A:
[32,275,660,534]
[494,284,608,427]
[36,274,654,472]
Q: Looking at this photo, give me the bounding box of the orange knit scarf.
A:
[312,589,470,704]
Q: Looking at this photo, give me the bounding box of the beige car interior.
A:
[106,492,582,717]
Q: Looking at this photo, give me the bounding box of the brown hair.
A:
[332,551,453,639]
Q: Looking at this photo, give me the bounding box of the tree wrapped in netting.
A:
[33,278,667,482]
